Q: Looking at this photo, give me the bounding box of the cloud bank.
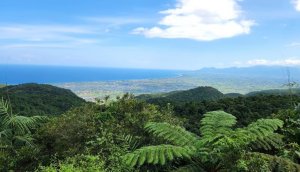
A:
[133,0,254,41]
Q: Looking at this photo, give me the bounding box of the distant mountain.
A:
[246,88,300,96]
[137,86,226,103]
[0,83,86,116]
[192,66,300,80]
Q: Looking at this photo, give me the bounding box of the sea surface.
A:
[0,65,183,84]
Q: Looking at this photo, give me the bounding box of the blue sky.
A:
[0,0,300,70]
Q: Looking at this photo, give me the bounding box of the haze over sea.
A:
[0,65,182,85]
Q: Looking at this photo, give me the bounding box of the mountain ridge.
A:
[137,85,300,103]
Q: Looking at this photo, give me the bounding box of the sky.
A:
[0,0,300,70]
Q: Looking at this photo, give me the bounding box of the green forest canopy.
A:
[0,84,299,171]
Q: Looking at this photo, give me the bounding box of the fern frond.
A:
[173,163,206,172]
[123,145,193,167]
[239,119,283,143]
[145,122,199,147]
[200,111,236,138]
[117,134,140,150]
[250,133,284,150]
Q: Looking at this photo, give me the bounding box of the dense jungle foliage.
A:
[0,84,300,171]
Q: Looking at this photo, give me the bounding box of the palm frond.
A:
[3,115,47,135]
[123,145,193,167]
[145,122,199,147]
[0,98,10,116]
[0,98,47,149]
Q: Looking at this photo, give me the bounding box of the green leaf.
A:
[123,145,193,167]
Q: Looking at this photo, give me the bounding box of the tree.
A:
[124,111,300,171]
[272,106,300,164]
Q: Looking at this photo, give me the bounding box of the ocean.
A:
[0,65,182,85]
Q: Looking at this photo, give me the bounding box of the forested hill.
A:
[0,83,86,116]
[137,86,227,103]
[137,86,300,104]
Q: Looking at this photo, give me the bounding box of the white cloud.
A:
[247,58,300,66]
[286,42,300,47]
[133,0,255,41]
[293,0,300,11]
[0,24,96,42]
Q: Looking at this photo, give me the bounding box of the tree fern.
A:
[245,119,283,134]
[124,111,285,171]
[250,133,284,150]
[123,145,193,167]
[236,118,284,144]
[145,122,198,147]
[200,111,236,138]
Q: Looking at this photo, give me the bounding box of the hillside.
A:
[0,83,86,116]
[246,88,300,96]
[225,93,244,98]
[137,85,300,104]
[137,86,225,103]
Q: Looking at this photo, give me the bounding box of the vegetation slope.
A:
[137,86,229,103]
